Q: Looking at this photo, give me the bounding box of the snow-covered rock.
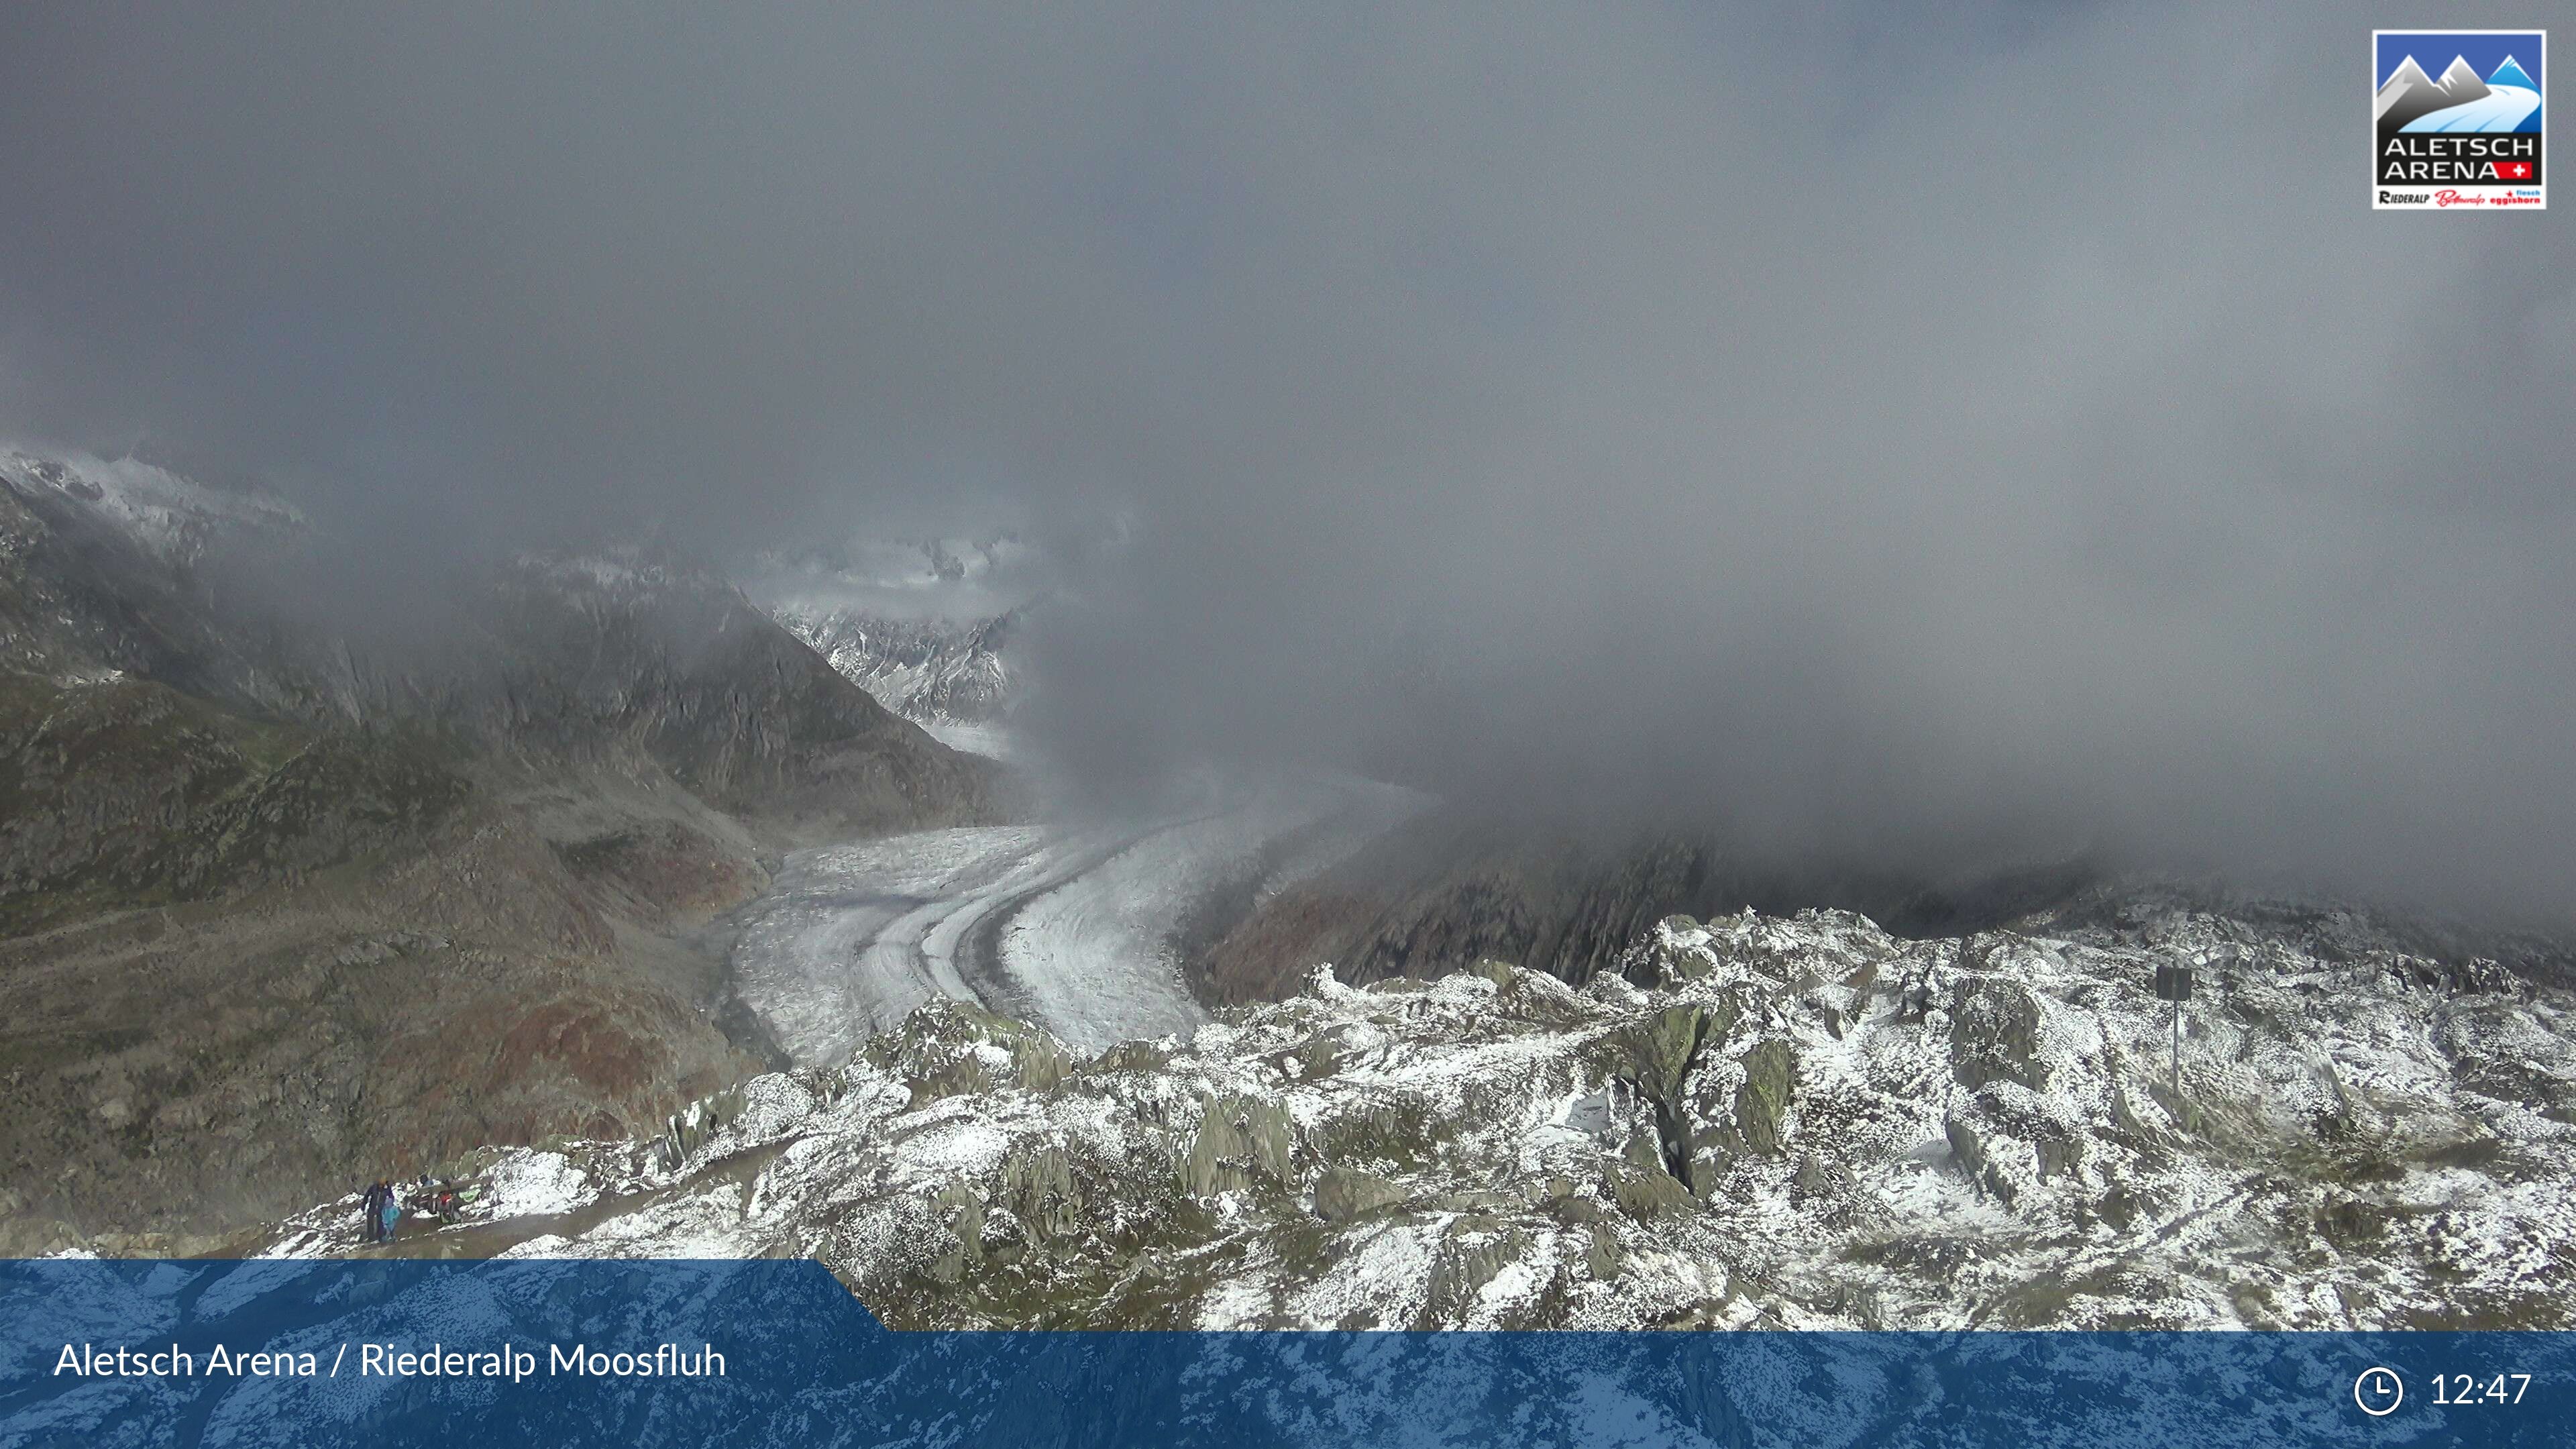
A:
[768,607,1014,729]
[746,535,1035,732]
[252,908,2576,1331]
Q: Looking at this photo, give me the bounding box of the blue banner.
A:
[4,1258,2569,1448]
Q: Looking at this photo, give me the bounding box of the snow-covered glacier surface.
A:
[727,767,1428,1061]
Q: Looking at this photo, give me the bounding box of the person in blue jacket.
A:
[360,1179,393,1242]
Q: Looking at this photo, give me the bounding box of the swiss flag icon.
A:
[2496,160,2534,180]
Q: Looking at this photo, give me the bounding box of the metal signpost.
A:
[2152,963,2194,1099]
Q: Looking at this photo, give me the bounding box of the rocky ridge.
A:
[749,535,1029,731]
[769,606,1013,729]
[250,905,2576,1330]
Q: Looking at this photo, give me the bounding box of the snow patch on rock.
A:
[251,908,2576,1331]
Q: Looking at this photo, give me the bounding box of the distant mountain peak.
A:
[2489,55,2536,90]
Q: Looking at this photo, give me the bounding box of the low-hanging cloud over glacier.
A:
[3,1,2569,916]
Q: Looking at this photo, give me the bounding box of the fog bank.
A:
[4,2,2570,916]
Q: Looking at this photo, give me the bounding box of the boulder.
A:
[1950,979,2049,1091]
[1613,1004,1711,1105]
[999,1144,1084,1242]
[1585,1222,1625,1280]
[1731,1040,1797,1157]
[1312,1167,1407,1223]
[1420,1219,1529,1324]
[1183,1094,1297,1198]
[1611,1166,1697,1220]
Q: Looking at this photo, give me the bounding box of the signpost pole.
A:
[2153,961,2194,1109]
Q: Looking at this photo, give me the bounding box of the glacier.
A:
[725,766,1430,1061]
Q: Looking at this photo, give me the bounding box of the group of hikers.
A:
[358,1175,478,1244]
[359,1179,401,1243]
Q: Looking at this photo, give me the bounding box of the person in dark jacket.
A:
[360,1180,392,1242]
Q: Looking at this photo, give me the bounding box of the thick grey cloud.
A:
[3,3,2571,916]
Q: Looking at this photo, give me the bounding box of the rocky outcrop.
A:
[241,906,2576,1332]
[1311,1167,1407,1223]
[1183,1094,1298,1198]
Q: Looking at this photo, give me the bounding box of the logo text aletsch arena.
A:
[2373,30,2545,210]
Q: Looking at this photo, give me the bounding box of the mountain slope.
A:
[0,449,1006,1248]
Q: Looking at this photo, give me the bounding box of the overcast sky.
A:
[3,3,2571,916]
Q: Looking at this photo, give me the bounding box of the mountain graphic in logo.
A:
[2490,56,2538,91]
[2377,53,2543,136]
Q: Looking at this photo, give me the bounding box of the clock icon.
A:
[2355,1367,2404,1417]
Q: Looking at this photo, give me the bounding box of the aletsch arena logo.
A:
[2373,30,2546,209]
